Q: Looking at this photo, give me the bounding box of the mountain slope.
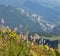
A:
[0,0,60,35]
[0,0,60,24]
[52,25,60,35]
[0,5,55,33]
[0,5,43,33]
[24,1,60,24]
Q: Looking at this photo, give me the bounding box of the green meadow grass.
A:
[42,36,60,41]
[43,36,60,55]
[58,44,60,53]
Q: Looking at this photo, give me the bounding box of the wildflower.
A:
[1,18,4,24]
[24,36,27,41]
[41,38,44,43]
[30,50,37,56]
[50,48,55,52]
[2,29,7,33]
[6,26,9,30]
[45,45,49,50]
[19,32,23,38]
[44,40,46,43]
[30,35,33,41]
[9,29,11,32]
[23,35,27,41]
[14,27,18,32]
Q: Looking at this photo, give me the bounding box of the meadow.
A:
[42,36,60,41]
[0,26,60,56]
[43,36,60,56]
[58,44,60,54]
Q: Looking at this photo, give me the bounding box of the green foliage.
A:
[0,26,59,56]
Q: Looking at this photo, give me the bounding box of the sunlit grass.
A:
[42,36,60,41]
[58,44,60,53]
[0,26,59,56]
